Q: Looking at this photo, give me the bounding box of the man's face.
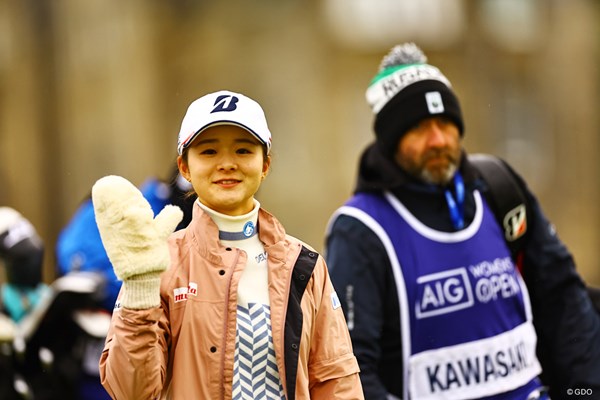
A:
[395,116,461,185]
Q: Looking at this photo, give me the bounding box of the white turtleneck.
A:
[196,199,269,307]
[196,199,284,399]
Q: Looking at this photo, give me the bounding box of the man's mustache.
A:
[422,149,458,164]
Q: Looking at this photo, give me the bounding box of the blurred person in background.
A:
[325,43,600,400]
[56,166,194,313]
[0,207,48,399]
[0,207,106,399]
[0,191,191,400]
[95,90,363,399]
[0,207,48,323]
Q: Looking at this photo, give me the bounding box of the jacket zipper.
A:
[220,248,240,399]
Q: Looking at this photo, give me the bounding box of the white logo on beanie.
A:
[426,91,444,114]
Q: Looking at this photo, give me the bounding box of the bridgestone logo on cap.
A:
[211,95,239,113]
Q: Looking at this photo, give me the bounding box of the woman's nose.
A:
[217,154,237,170]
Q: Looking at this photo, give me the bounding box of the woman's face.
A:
[178,125,270,216]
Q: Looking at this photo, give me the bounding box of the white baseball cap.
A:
[177,90,272,155]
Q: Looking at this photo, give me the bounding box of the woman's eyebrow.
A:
[194,137,259,146]
[235,138,260,145]
[195,138,218,145]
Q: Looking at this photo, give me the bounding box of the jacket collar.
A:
[184,201,288,257]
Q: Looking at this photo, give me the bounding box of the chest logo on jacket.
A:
[503,204,527,242]
[174,282,198,303]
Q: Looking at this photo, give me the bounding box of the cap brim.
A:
[179,120,267,154]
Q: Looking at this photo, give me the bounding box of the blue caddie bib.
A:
[335,190,543,400]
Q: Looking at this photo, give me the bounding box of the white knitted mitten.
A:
[92,175,183,309]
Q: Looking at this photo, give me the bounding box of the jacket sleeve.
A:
[99,299,170,399]
[512,169,600,396]
[307,254,364,400]
[325,214,401,400]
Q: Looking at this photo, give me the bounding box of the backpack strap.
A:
[467,154,530,259]
[468,154,600,314]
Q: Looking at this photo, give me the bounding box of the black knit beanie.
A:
[366,43,464,158]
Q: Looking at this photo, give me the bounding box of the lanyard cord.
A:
[444,172,465,230]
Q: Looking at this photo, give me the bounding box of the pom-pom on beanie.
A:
[366,43,464,157]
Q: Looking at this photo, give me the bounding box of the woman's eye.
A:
[200,149,216,155]
[236,148,251,154]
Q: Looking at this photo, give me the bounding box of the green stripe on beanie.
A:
[366,63,452,113]
[369,63,422,85]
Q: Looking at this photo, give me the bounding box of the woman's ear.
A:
[177,155,191,182]
[262,155,272,179]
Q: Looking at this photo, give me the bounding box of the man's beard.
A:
[420,161,458,185]
[399,148,460,186]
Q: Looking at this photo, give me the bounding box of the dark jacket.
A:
[325,143,600,400]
